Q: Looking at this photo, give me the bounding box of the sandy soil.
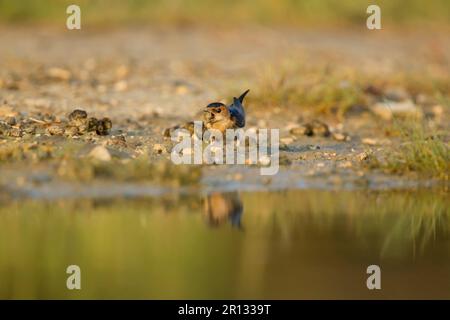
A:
[0,26,448,197]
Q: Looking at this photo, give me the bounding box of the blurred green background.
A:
[0,0,449,27]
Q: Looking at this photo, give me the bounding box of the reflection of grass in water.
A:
[376,192,449,258]
[1,190,448,298]
[0,0,449,26]
[244,190,449,258]
[57,157,202,185]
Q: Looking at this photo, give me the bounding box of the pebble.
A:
[332,132,350,142]
[88,145,112,161]
[371,100,423,120]
[46,125,65,136]
[47,67,71,81]
[357,152,369,161]
[290,125,308,136]
[8,127,22,138]
[384,87,409,102]
[6,117,16,126]
[107,135,127,148]
[338,161,353,168]
[153,143,167,154]
[362,138,378,145]
[431,105,444,118]
[259,155,271,166]
[64,126,79,137]
[114,80,128,92]
[307,145,320,150]
[280,137,295,145]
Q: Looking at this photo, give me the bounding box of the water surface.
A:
[0,189,449,299]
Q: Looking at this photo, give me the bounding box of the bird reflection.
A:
[203,192,243,229]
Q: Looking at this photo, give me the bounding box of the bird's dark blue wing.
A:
[229,97,246,128]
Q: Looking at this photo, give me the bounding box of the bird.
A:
[163,89,249,139]
[203,89,249,134]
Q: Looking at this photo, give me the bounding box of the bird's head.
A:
[203,102,230,123]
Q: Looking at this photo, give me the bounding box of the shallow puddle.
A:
[0,189,449,299]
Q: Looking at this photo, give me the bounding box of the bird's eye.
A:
[216,108,222,113]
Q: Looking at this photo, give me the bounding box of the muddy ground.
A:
[0,27,448,198]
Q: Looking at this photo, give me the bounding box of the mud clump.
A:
[68,109,88,126]
[0,121,22,138]
[163,121,196,138]
[95,118,112,136]
[65,109,113,136]
[290,120,330,137]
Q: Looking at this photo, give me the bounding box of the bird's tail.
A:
[238,89,250,103]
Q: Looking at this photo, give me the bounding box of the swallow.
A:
[203,89,249,133]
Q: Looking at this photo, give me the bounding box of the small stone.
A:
[357,152,369,161]
[47,67,71,81]
[371,100,422,120]
[88,145,111,161]
[310,120,330,137]
[290,125,309,136]
[46,125,65,136]
[42,113,55,123]
[107,135,127,148]
[307,145,320,150]
[332,132,348,141]
[64,126,79,137]
[23,125,36,135]
[431,105,444,118]
[153,143,166,154]
[280,137,294,145]
[5,117,16,126]
[259,155,271,166]
[8,127,22,138]
[362,138,378,145]
[0,123,9,136]
[338,161,353,168]
[175,85,189,95]
[115,65,129,79]
[163,127,171,138]
[77,123,88,134]
[114,80,128,92]
[384,87,409,102]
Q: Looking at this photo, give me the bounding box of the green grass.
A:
[249,64,366,117]
[367,119,449,179]
[0,0,449,27]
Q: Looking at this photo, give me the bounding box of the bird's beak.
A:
[204,109,214,120]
